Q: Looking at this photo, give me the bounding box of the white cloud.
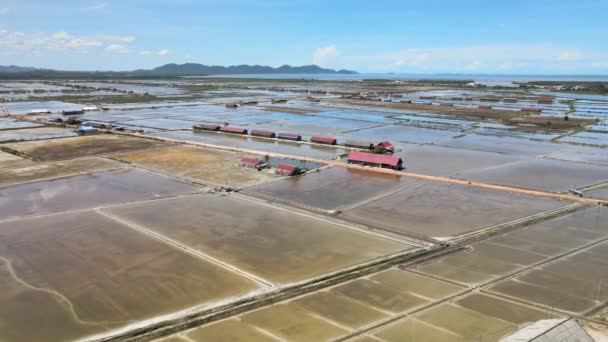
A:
[96,34,136,43]
[591,62,608,69]
[558,51,581,62]
[84,3,107,11]
[320,44,608,73]
[464,60,481,70]
[387,50,430,67]
[0,8,9,16]
[104,44,130,54]
[313,45,340,66]
[0,29,105,56]
[0,27,166,58]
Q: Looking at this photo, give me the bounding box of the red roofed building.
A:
[193,124,221,131]
[220,126,248,134]
[521,107,542,113]
[276,163,301,176]
[347,151,403,170]
[239,157,268,169]
[375,141,395,153]
[251,129,276,138]
[277,133,302,141]
[239,157,260,167]
[478,104,492,109]
[311,136,337,145]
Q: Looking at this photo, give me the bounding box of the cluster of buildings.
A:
[196,122,404,170]
[238,157,303,176]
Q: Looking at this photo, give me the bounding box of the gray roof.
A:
[500,318,594,342]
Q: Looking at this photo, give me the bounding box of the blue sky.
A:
[0,0,607,74]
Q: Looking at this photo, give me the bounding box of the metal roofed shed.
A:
[63,110,85,115]
[75,126,97,135]
[193,124,221,131]
[276,163,302,176]
[220,126,248,135]
[347,151,403,170]
[251,130,276,138]
[82,121,112,129]
[310,136,337,145]
[28,109,51,114]
[500,318,594,342]
[343,140,375,151]
[277,133,302,141]
[82,106,100,111]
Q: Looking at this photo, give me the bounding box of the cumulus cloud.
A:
[0,27,167,58]
[0,8,9,16]
[591,62,608,69]
[104,44,130,54]
[313,45,340,66]
[0,29,105,56]
[84,3,107,11]
[96,34,136,43]
[319,44,608,73]
[558,51,581,62]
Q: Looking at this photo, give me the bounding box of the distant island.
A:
[0,63,357,78]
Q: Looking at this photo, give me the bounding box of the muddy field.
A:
[172,269,462,341]
[437,134,564,156]
[371,294,549,342]
[104,194,413,284]
[2,134,171,161]
[0,150,33,170]
[461,157,608,192]
[0,126,77,142]
[548,146,608,166]
[415,206,608,284]
[0,168,200,219]
[396,144,522,177]
[4,79,608,341]
[0,210,258,342]
[0,157,121,187]
[246,167,420,211]
[344,124,462,144]
[0,117,43,130]
[113,145,277,187]
[341,181,567,239]
[586,185,608,199]
[489,240,608,314]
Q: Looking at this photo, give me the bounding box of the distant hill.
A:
[0,65,48,74]
[0,63,356,78]
[135,63,356,75]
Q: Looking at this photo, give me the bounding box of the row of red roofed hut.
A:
[194,123,395,155]
[194,124,340,146]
